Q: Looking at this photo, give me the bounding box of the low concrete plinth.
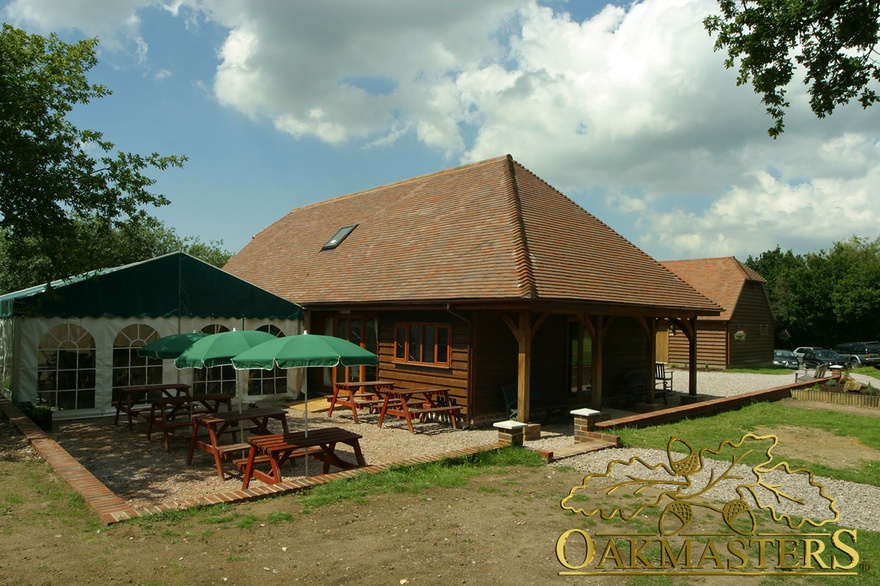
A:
[493,420,530,446]
[570,408,603,443]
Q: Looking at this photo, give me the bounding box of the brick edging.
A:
[594,382,814,430]
[0,397,137,523]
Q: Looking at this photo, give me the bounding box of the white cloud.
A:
[203,0,521,153]
[2,0,153,49]
[4,0,880,260]
[646,138,880,258]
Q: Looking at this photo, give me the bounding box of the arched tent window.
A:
[193,324,233,395]
[248,324,286,396]
[113,324,163,389]
[37,324,96,410]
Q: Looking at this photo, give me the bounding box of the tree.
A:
[704,1,880,137]
[747,236,880,347]
[0,24,186,279]
[0,217,232,294]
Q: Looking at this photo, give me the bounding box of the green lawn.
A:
[615,400,880,486]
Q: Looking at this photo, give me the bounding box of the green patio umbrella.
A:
[138,332,208,360]
[175,330,278,369]
[232,333,378,452]
[231,333,379,370]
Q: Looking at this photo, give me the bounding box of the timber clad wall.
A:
[470,313,571,421]
[668,323,727,368]
[376,311,471,411]
[471,312,517,419]
[667,286,773,368]
[729,283,774,367]
[602,318,649,405]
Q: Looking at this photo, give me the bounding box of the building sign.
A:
[556,434,863,577]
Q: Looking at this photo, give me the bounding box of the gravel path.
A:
[533,370,880,532]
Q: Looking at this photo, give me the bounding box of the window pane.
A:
[350,320,362,346]
[424,325,436,363]
[395,325,406,359]
[437,327,449,363]
[408,324,422,362]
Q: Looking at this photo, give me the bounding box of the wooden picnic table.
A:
[376,387,462,433]
[113,383,191,430]
[239,427,367,489]
[146,393,235,451]
[327,380,395,423]
[186,407,290,479]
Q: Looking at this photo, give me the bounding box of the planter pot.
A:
[15,402,53,431]
[31,416,52,432]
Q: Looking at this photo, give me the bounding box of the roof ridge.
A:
[504,155,538,299]
[664,256,767,284]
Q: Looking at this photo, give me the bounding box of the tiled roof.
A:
[661,257,764,321]
[225,155,720,314]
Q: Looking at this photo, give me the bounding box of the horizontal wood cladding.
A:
[728,285,775,367]
[472,312,519,417]
[668,323,727,368]
[471,312,569,418]
[602,317,649,404]
[376,313,471,410]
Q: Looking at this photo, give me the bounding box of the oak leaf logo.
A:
[561,433,839,535]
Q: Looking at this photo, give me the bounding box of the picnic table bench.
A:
[328,381,395,423]
[146,393,235,450]
[376,387,462,433]
[187,407,290,479]
[113,383,191,430]
[239,427,367,489]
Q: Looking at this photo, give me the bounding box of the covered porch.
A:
[482,303,710,426]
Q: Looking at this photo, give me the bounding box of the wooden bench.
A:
[187,407,290,479]
[796,363,829,383]
[345,392,385,412]
[407,405,462,428]
[234,445,325,471]
[240,428,366,489]
[113,383,191,430]
[145,393,234,450]
[328,381,395,423]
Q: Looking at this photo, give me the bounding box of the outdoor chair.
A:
[622,370,648,407]
[654,362,673,405]
[500,383,518,420]
[795,363,830,383]
[499,382,563,422]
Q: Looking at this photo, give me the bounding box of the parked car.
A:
[833,341,880,369]
[793,346,821,363]
[801,349,845,369]
[772,349,799,369]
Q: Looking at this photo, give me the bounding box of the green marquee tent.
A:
[0,251,303,320]
[0,252,305,420]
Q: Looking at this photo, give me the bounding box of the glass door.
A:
[333,316,378,384]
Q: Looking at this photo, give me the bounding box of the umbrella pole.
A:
[303,386,309,476]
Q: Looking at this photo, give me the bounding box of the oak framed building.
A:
[661,257,774,369]
[225,156,721,425]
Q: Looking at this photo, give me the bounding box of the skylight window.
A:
[322,224,358,250]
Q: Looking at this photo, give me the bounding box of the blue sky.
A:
[3,0,879,261]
